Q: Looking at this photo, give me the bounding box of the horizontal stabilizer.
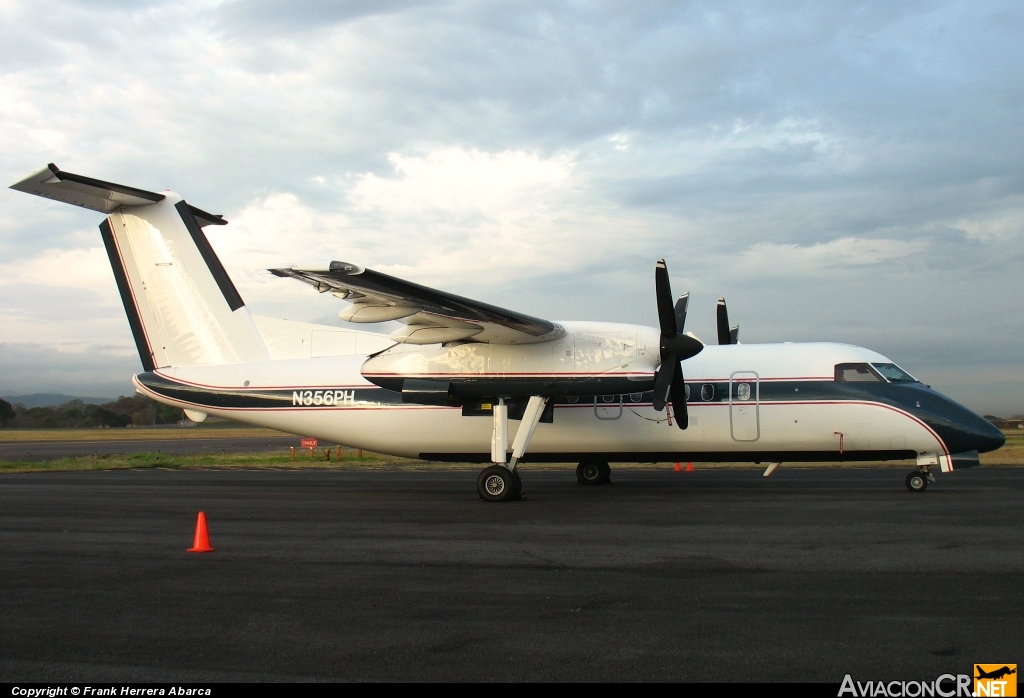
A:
[10,163,226,227]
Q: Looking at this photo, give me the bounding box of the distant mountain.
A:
[1,393,114,408]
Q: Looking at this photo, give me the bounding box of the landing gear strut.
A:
[577,460,611,485]
[476,396,546,502]
[905,468,932,493]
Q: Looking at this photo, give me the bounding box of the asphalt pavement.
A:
[0,466,1021,682]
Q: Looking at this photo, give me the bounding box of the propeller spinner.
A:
[652,259,703,429]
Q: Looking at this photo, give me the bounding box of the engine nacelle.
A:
[362,322,660,401]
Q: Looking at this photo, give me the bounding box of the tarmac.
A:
[0,466,1021,682]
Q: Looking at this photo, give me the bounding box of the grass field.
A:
[0,450,415,473]
[977,429,1024,464]
[1,429,1020,473]
[0,426,293,442]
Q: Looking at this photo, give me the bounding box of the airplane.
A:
[976,667,1016,681]
[9,164,1006,501]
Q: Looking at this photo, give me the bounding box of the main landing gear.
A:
[477,465,522,502]
[905,468,935,493]
[576,460,611,485]
[476,396,548,503]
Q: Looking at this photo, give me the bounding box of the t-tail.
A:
[10,164,269,369]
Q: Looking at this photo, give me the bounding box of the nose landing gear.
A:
[905,468,935,493]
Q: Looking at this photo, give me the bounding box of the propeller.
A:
[716,297,739,345]
[653,259,704,429]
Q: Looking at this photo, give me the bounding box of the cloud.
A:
[955,205,1024,243]
[219,146,658,305]
[350,147,574,217]
[1,0,1023,413]
[0,247,127,346]
[214,0,439,35]
[731,237,927,279]
[0,342,139,398]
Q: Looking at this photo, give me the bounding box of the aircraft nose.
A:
[972,417,1006,454]
[914,390,1006,455]
[946,404,1005,454]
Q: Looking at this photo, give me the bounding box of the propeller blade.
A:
[652,354,675,411]
[674,292,689,335]
[654,261,703,420]
[717,297,733,345]
[669,362,688,429]
[730,325,739,344]
[655,259,677,336]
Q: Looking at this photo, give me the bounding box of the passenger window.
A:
[737,383,751,401]
[629,393,642,402]
[834,363,882,382]
[684,384,691,401]
[701,384,715,401]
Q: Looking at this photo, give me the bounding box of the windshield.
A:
[871,363,918,383]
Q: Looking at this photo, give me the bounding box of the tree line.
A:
[0,395,183,429]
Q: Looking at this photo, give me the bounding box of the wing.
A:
[269,261,564,345]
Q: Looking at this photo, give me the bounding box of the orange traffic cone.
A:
[686,462,694,472]
[187,511,216,553]
[674,462,682,472]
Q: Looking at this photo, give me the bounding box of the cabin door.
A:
[729,371,760,441]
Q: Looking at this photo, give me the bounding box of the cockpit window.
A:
[871,363,917,383]
[834,363,883,382]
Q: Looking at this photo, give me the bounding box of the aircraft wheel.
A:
[577,460,611,485]
[905,471,928,493]
[478,465,517,502]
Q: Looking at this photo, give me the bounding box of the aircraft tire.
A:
[510,469,523,499]
[905,471,928,493]
[577,460,611,486]
[478,465,517,502]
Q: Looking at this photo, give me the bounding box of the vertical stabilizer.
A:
[10,164,269,368]
[101,196,269,368]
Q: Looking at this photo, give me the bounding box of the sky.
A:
[1,0,1022,415]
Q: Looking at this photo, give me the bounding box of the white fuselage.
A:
[133,322,967,471]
